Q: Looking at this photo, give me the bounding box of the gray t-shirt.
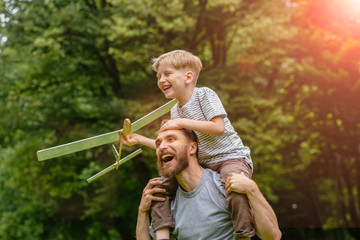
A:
[150,168,234,240]
[171,168,234,239]
[171,87,253,169]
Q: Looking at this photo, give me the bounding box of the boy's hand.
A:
[121,133,156,149]
[121,133,142,146]
[160,116,225,136]
[159,119,184,132]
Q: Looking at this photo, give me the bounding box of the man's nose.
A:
[158,142,168,151]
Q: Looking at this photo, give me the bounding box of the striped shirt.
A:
[171,87,253,169]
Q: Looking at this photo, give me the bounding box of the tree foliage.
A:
[1,0,360,239]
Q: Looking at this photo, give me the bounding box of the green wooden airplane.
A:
[37,99,178,182]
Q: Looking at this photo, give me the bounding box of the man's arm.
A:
[225,173,282,240]
[159,116,225,136]
[136,178,166,240]
[136,210,151,240]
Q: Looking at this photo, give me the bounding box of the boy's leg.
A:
[208,158,255,239]
[156,227,171,240]
[151,177,178,232]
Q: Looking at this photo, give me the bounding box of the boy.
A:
[123,50,254,239]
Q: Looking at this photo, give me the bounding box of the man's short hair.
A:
[182,128,198,143]
[151,50,203,81]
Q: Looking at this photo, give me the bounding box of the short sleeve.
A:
[198,87,227,121]
[149,225,156,239]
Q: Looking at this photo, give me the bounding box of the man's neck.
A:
[175,161,203,192]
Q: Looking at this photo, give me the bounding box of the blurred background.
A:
[1,0,359,239]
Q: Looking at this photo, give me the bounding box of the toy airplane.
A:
[37,99,178,182]
[87,147,143,183]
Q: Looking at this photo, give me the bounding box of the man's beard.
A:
[157,147,189,179]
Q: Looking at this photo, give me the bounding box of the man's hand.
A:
[226,173,282,240]
[137,178,166,240]
[139,178,166,213]
[225,172,255,195]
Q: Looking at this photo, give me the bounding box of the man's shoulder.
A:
[203,168,225,193]
[204,168,220,180]
[203,167,219,177]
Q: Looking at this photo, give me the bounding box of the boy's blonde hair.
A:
[151,50,203,81]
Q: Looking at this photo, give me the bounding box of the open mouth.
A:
[162,85,171,91]
[161,154,174,164]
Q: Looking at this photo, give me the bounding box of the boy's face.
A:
[156,63,188,99]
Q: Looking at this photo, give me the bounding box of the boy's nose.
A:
[158,76,165,84]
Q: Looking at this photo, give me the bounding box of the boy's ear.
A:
[185,71,194,85]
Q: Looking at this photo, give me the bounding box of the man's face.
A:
[155,129,191,178]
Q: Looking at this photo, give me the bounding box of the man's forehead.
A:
[156,129,183,141]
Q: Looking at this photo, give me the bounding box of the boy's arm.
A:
[121,133,156,149]
[225,173,282,240]
[159,116,225,136]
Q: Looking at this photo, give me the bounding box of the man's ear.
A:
[185,71,194,85]
[189,141,197,155]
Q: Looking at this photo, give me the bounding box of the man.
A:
[136,127,281,240]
